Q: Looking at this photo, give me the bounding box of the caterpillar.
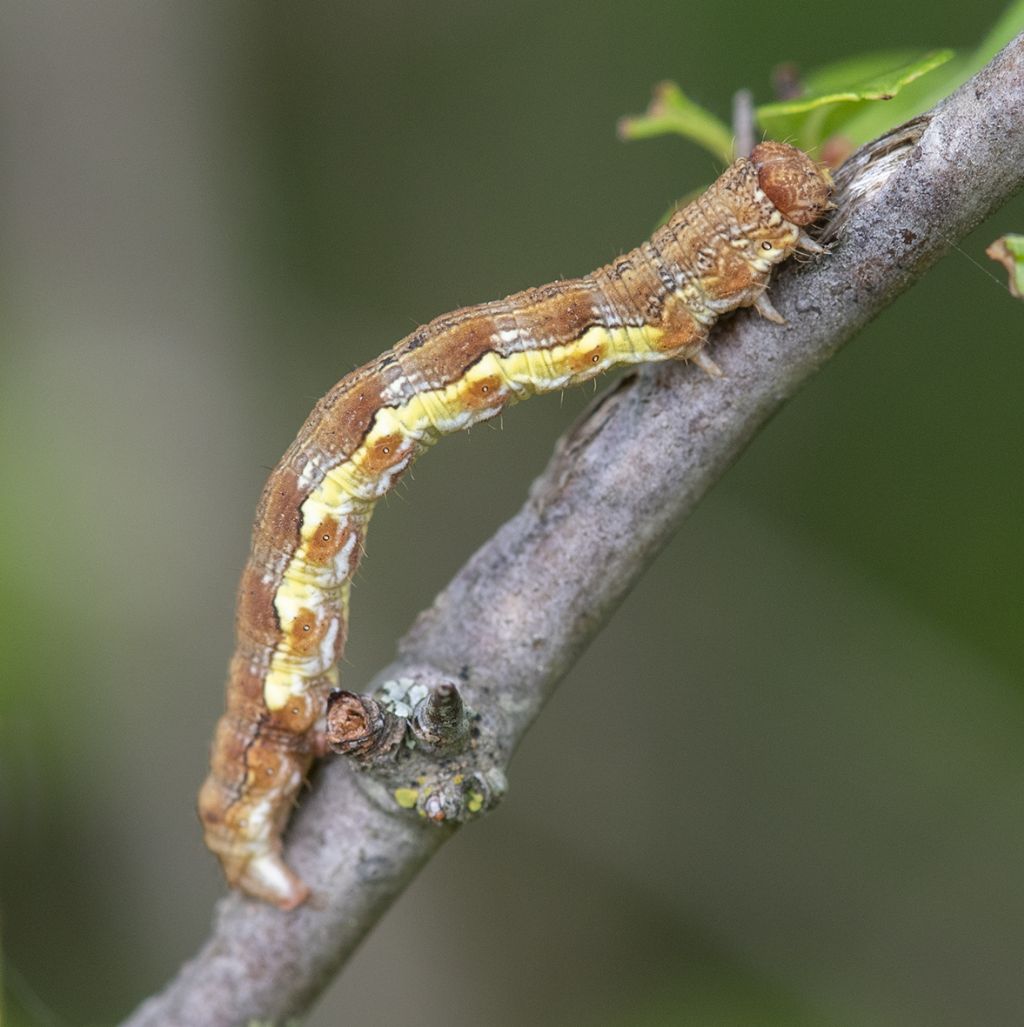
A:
[198,141,833,909]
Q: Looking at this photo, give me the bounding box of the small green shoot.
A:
[620,1,1024,163]
[618,81,733,164]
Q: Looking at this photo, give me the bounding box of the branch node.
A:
[410,682,471,754]
[325,690,403,760]
[327,673,506,827]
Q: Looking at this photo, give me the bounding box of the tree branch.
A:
[125,34,1024,1027]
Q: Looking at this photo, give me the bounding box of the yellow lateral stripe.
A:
[266,324,669,708]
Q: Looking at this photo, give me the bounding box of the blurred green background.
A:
[2,3,1023,1025]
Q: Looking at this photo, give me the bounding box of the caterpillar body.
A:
[198,141,832,909]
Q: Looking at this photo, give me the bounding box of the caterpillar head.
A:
[751,141,833,227]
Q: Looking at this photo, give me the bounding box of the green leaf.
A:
[618,81,734,164]
[764,49,954,113]
[757,49,954,151]
[838,1,1024,150]
[986,235,1024,300]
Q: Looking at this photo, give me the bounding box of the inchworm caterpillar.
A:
[198,141,833,909]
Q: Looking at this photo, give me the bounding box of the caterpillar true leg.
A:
[754,291,787,324]
[692,350,725,378]
[797,229,830,255]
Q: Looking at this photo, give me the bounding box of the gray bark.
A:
[124,33,1024,1027]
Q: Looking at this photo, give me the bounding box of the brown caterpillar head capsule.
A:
[750,141,833,226]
